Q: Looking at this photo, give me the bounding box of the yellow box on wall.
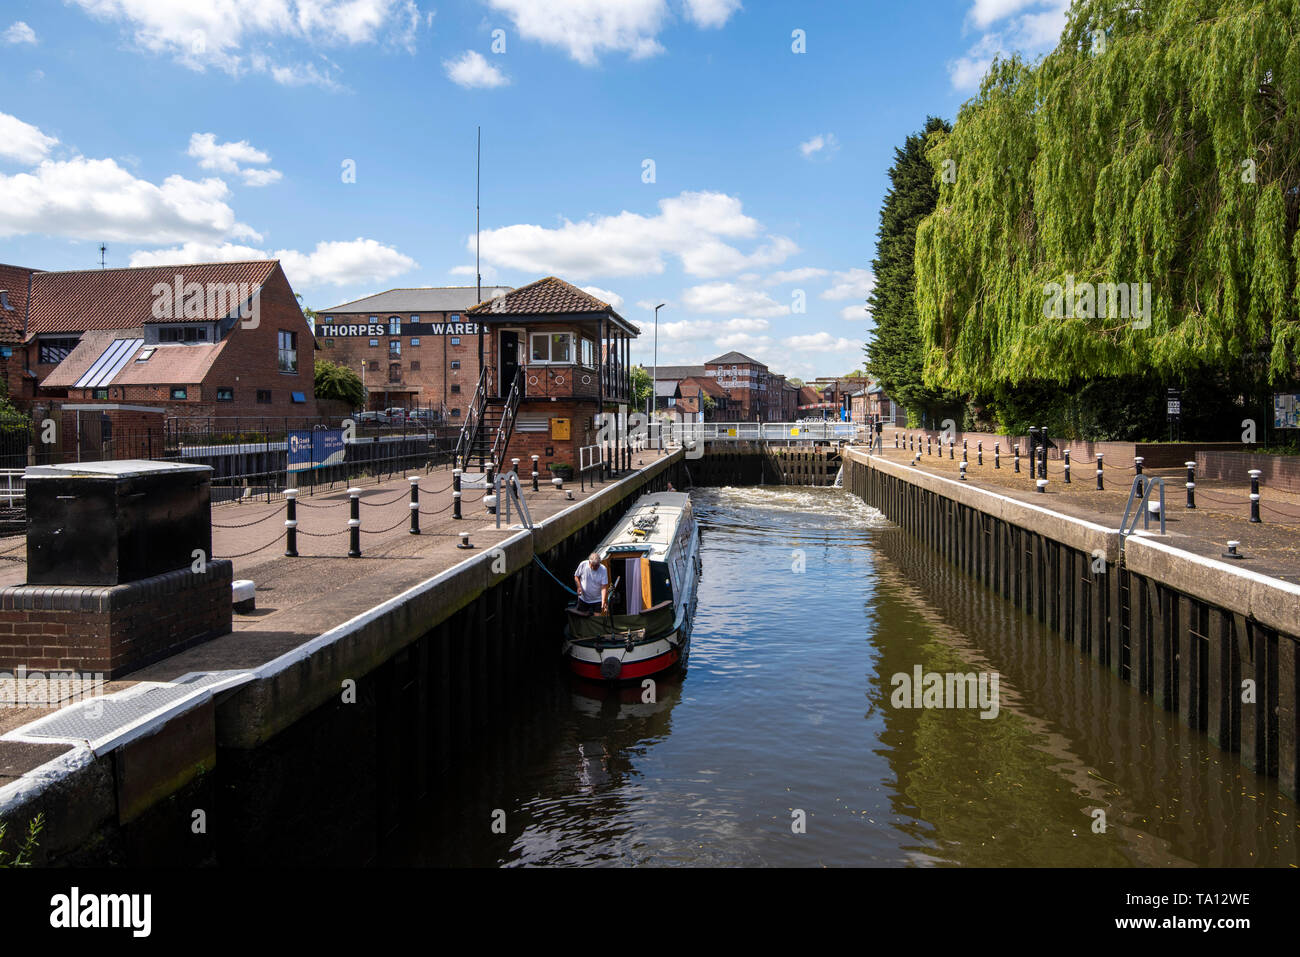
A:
[550,417,571,440]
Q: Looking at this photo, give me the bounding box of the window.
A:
[170,386,188,400]
[450,337,460,346]
[278,330,298,373]
[369,316,378,324]
[409,361,421,372]
[158,326,207,343]
[450,360,461,370]
[291,391,306,403]
[410,338,420,347]
[369,338,379,347]
[531,332,573,363]
[581,338,595,367]
[324,339,335,348]
[388,316,401,335]
[368,360,380,372]
[93,388,109,400]
[257,389,271,404]
[388,363,401,383]
[136,348,155,362]
[39,337,79,364]
[450,408,461,417]
[217,387,234,402]
[389,339,401,357]
[450,384,460,394]
[410,315,420,324]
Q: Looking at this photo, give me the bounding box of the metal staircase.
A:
[455,366,524,474]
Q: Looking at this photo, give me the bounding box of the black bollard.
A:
[1185,461,1196,509]
[977,441,983,466]
[959,462,967,482]
[1249,469,1262,523]
[532,455,540,492]
[453,468,463,520]
[284,488,298,557]
[348,487,361,558]
[948,438,954,460]
[1039,444,1047,480]
[1134,456,1144,477]
[1063,449,1071,484]
[994,443,1000,469]
[1096,454,1104,490]
[409,476,420,534]
[1014,444,1020,473]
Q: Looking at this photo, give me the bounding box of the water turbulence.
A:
[407,486,1300,867]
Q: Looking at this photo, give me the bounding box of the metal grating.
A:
[74,337,144,388]
[18,671,245,743]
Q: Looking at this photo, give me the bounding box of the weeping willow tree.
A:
[916,0,1300,404]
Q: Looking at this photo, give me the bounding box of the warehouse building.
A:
[316,286,513,416]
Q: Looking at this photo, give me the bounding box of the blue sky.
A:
[0,0,1070,380]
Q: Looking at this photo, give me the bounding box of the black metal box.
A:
[24,460,213,585]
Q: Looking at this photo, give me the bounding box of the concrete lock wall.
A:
[0,453,685,865]
[844,449,1300,801]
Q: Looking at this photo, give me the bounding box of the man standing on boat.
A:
[574,553,609,615]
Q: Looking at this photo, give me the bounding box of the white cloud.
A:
[684,0,742,28]
[67,0,420,87]
[840,304,869,321]
[782,332,860,353]
[0,157,259,244]
[476,191,795,280]
[483,0,738,65]
[187,132,281,186]
[949,0,1069,91]
[0,112,59,164]
[581,285,624,308]
[765,267,829,285]
[657,317,769,341]
[3,21,36,44]
[820,268,874,301]
[799,133,838,159]
[130,237,417,287]
[680,282,789,318]
[444,50,510,88]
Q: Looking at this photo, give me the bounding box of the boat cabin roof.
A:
[595,491,691,561]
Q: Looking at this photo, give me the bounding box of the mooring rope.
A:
[532,554,577,596]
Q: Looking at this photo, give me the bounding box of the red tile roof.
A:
[41,327,227,388]
[0,262,38,345]
[467,276,617,317]
[28,261,279,336]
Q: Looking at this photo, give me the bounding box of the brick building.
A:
[460,277,636,476]
[0,260,317,419]
[704,351,788,421]
[316,285,512,415]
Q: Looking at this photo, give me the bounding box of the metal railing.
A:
[669,421,862,445]
[454,365,490,470]
[1120,475,1167,541]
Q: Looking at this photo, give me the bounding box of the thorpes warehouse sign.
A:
[316,320,482,337]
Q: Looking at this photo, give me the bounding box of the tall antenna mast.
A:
[476,125,483,381]
[98,243,107,268]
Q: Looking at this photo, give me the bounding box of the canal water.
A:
[407,486,1300,867]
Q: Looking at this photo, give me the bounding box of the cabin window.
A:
[531,332,573,364]
[580,338,595,367]
[649,560,674,605]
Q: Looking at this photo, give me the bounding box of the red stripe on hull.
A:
[568,648,679,681]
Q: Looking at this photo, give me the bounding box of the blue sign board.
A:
[288,429,346,472]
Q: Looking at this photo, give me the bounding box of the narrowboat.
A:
[562,491,701,681]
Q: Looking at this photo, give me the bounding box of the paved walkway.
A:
[871,429,1300,583]
[0,452,671,749]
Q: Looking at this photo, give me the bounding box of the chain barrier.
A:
[215,529,287,560]
[212,510,283,529]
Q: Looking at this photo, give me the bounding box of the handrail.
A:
[495,470,533,530]
[1120,475,1166,542]
[453,365,489,469]
[490,366,525,468]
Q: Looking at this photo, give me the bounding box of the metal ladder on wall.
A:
[494,470,533,530]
